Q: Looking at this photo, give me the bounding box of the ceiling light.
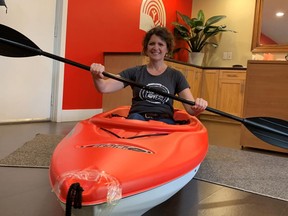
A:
[276,12,284,17]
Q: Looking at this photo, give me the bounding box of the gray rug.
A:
[195,145,288,201]
[0,134,65,168]
[0,134,287,201]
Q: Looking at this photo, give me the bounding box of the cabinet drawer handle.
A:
[241,82,245,94]
[227,74,238,78]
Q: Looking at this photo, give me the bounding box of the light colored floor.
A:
[0,121,287,216]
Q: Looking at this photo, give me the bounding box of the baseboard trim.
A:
[59,109,103,122]
[199,114,241,125]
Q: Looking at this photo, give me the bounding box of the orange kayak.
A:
[49,106,208,215]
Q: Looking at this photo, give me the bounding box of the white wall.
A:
[0,0,57,123]
[0,0,92,123]
[192,0,256,67]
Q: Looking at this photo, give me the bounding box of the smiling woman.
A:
[90,26,208,124]
[252,0,288,52]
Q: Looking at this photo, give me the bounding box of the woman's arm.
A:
[90,63,124,93]
[178,88,208,116]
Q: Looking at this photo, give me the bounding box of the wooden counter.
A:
[240,60,288,153]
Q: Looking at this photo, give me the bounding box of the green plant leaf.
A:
[172,10,236,53]
[172,24,190,39]
[176,11,192,27]
[205,15,226,26]
[197,10,205,23]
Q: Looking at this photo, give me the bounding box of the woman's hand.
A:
[90,63,124,93]
[90,63,105,79]
[191,98,208,116]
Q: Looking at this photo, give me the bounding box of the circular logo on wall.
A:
[139,0,166,32]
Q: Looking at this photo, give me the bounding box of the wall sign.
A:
[139,0,166,32]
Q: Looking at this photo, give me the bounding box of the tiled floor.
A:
[0,122,287,216]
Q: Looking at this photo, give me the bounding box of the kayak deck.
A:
[49,106,208,205]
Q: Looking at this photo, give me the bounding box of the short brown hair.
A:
[142,26,175,55]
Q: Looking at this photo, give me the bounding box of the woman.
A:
[90,26,208,124]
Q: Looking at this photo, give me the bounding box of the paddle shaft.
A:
[0,36,287,139]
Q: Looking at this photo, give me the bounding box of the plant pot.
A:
[188,52,204,66]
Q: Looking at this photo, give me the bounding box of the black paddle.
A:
[0,24,287,149]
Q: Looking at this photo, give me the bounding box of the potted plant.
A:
[172,10,236,65]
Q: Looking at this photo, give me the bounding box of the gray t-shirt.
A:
[120,65,190,117]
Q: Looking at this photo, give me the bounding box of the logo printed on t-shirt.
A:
[139,83,169,104]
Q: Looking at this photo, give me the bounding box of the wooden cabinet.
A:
[103,53,147,111]
[166,62,202,109]
[201,69,246,117]
[201,70,219,114]
[200,69,246,149]
[217,70,246,117]
[240,60,288,153]
[190,67,203,99]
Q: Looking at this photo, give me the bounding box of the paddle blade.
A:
[0,24,40,57]
[244,117,288,149]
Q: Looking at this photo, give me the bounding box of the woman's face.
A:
[146,34,168,61]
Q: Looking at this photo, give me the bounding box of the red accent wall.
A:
[63,0,192,110]
[260,33,277,45]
